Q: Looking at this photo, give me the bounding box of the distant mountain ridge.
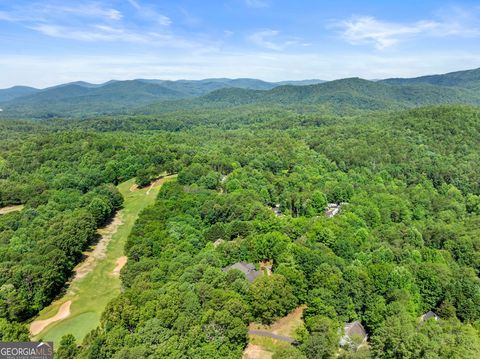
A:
[148,76,479,114]
[1,68,479,118]
[0,78,324,117]
[380,67,480,89]
[0,86,40,102]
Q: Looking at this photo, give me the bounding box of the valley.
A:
[29,176,175,345]
[0,68,479,359]
[1,0,480,357]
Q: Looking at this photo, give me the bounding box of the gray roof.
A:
[339,321,368,348]
[213,238,225,247]
[421,311,439,321]
[344,321,367,339]
[223,262,262,282]
[325,203,341,217]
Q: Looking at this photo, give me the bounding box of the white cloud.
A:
[127,0,171,26]
[0,1,192,46]
[336,16,438,49]
[52,4,123,21]
[30,24,146,43]
[335,11,480,49]
[248,29,300,51]
[28,23,208,49]
[0,2,123,22]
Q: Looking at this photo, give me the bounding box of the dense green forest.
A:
[0,99,479,358]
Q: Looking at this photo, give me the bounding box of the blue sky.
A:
[1,0,480,87]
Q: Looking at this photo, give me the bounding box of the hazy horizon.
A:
[2,66,479,91]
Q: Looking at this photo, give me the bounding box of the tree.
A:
[250,232,290,262]
[311,190,327,214]
[250,274,297,324]
[0,318,29,341]
[88,197,113,225]
[136,168,152,188]
[57,334,78,359]
[302,316,339,359]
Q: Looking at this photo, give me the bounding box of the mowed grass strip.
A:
[32,175,175,345]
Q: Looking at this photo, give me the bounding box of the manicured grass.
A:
[32,176,175,345]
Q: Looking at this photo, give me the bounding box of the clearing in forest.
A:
[244,306,306,358]
[0,204,24,215]
[30,175,176,345]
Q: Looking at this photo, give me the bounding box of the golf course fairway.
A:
[30,175,175,345]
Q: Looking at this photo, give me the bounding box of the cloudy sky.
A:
[1,0,480,88]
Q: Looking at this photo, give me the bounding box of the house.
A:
[420,310,439,322]
[271,204,282,217]
[325,203,341,217]
[325,202,348,217]
[339,321,368,349]
[213,238,225,247]
[222,262,263,282]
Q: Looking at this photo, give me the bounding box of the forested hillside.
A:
[0,103,479,358]
[0,86,40,102]
[0,78,322,118]
[1,69,480,119]
[381,68,480,89]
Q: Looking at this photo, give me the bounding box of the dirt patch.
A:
[0,204,24,215]
[75,212,123,280]
[250,306,305,337]
[30,301,72,336]
[112,256,127,275]
[243,344,273,359]
[146,176,170,195]
[130,175,171,195]
[269,306,305,336]
[129,183,138,192]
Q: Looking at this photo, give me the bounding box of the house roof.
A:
[325,203,341,217]
[213,238,225,247]
[421,311,439,321]
[344,321,367,339]
[223,262,262,282]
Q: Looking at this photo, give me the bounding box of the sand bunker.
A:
[30,301,72,336]
[75,212,123,280]
[113,256,127,275]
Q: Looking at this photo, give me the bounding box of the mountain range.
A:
[0,68,479,118]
